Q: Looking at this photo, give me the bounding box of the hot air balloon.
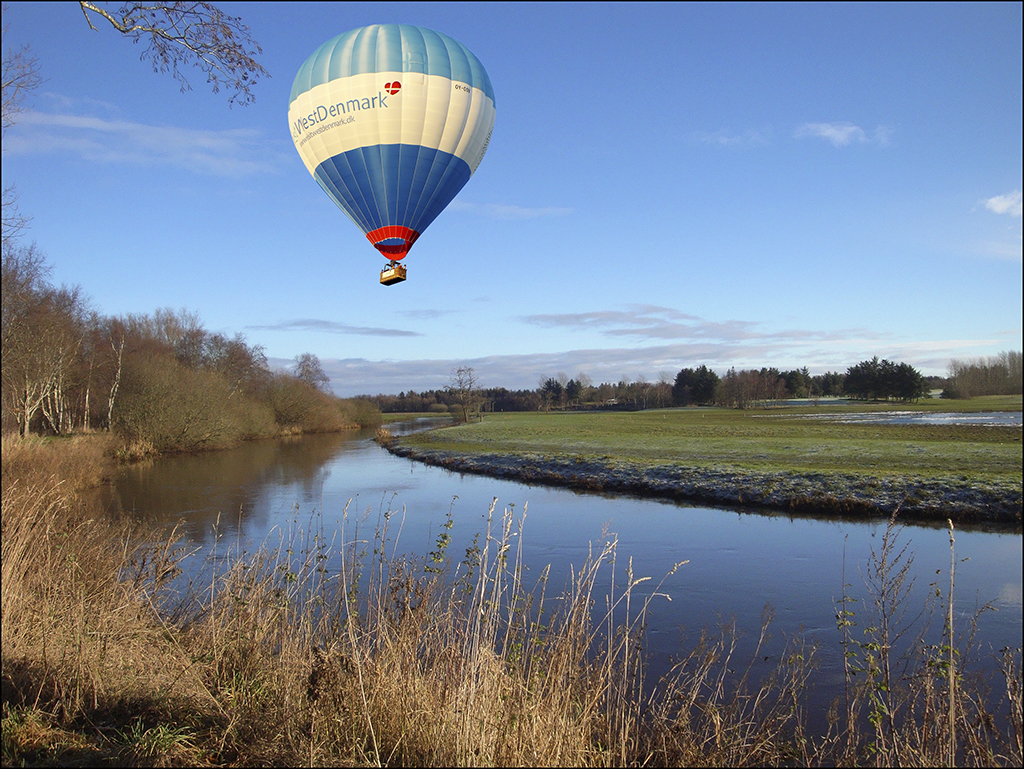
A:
[288,24,495,285]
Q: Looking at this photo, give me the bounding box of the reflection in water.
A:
[108,431,370,544]
[109,421,1022,737]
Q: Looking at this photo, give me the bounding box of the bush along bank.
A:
[381,441,1022,528]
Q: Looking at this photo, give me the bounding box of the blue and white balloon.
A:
[289,24,495,272]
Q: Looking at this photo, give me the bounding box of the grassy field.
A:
[398,396,1023,482]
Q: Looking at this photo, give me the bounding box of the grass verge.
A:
[397,398,1022,481]
[387,399,1021,524]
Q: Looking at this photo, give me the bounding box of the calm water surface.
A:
[110,420,1022,731]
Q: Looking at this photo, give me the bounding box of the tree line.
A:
[364,372,678,416]
[2,242,379,452]
[669,359,940,408]
[365,350,1024,415]
[944,352,1022,399]
[2,2,352,454]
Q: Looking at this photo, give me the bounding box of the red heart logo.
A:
[384,81,402,95]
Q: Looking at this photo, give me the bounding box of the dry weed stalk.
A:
[2,434,1021,766]
[824,512,1022,767]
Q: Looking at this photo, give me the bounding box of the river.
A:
[108,418,1022,735]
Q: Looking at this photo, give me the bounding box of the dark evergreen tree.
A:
[672,365,719,405]
[845,357,928,401]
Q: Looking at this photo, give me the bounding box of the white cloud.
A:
[5,107,286,177]
[984,190,1023,217]
[872,126,894,145]
[794,122,893,147]
[795,122,866,146]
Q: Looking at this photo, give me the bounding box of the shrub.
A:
[114,353,239,452]
[338,397,383,428]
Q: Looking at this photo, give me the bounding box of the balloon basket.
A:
[380,261,407,286]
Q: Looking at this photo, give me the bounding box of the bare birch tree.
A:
[294,353,330,393]
[447,366,479,423]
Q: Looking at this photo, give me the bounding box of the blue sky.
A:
[3,2,1021,396]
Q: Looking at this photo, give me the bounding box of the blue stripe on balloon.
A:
[313,154,373,232]
[289,24,494,106]
[408,150,467,232]
[397,146,439,225]
[313,144,471,236]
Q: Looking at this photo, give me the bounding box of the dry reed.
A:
[2,434,1021,766]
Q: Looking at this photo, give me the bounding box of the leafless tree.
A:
[294,352,330,393]
[78,1,269,106]
[575,371,592,401]
[1,242,89,435]
[447,366,479,423]
[205,332,268,397]
[106,329,125,430]
[0,16,39,132]
[3,2,268,245]
[947,351,1023,398]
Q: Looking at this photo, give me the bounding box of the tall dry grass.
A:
[1,435,212,766]
[2,434,1021,766]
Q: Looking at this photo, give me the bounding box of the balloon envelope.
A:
[289,24,495,262]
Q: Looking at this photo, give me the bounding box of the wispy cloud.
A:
[870,126,894,145]
[248,319,423,337]
[974,190,1024,261]
[5,100,287,177]
[259,305,1015,395]
[984,190,1023,217]
[794,122,892,147]
[274,328,1007,397]
[448,200,574,219]
[521,305,882,344]
[691,128,770,147]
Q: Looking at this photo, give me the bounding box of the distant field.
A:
[382,411,453,423]
[398,396,1023,482]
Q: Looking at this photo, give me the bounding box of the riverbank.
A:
[384,443,1022,526]
[4,430,1021,766]
[379,401,1022,527]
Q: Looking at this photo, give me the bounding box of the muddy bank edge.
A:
[384,443,1022,528]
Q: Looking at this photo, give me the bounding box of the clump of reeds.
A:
[2,436,207,766]
[165,496,695,765]
[373,426,395,448]
[1,432,113,490]
[820,512,1023,766]
[2,433,1021,766]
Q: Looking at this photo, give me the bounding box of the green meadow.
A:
[398,396,1023,483]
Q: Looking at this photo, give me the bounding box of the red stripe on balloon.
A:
[367,226,420,260]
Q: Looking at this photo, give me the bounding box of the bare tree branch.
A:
[2,19,40,131]
[78,1,269,106]
[2,11,42,244]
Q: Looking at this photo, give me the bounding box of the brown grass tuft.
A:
[2,435,1021,766]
